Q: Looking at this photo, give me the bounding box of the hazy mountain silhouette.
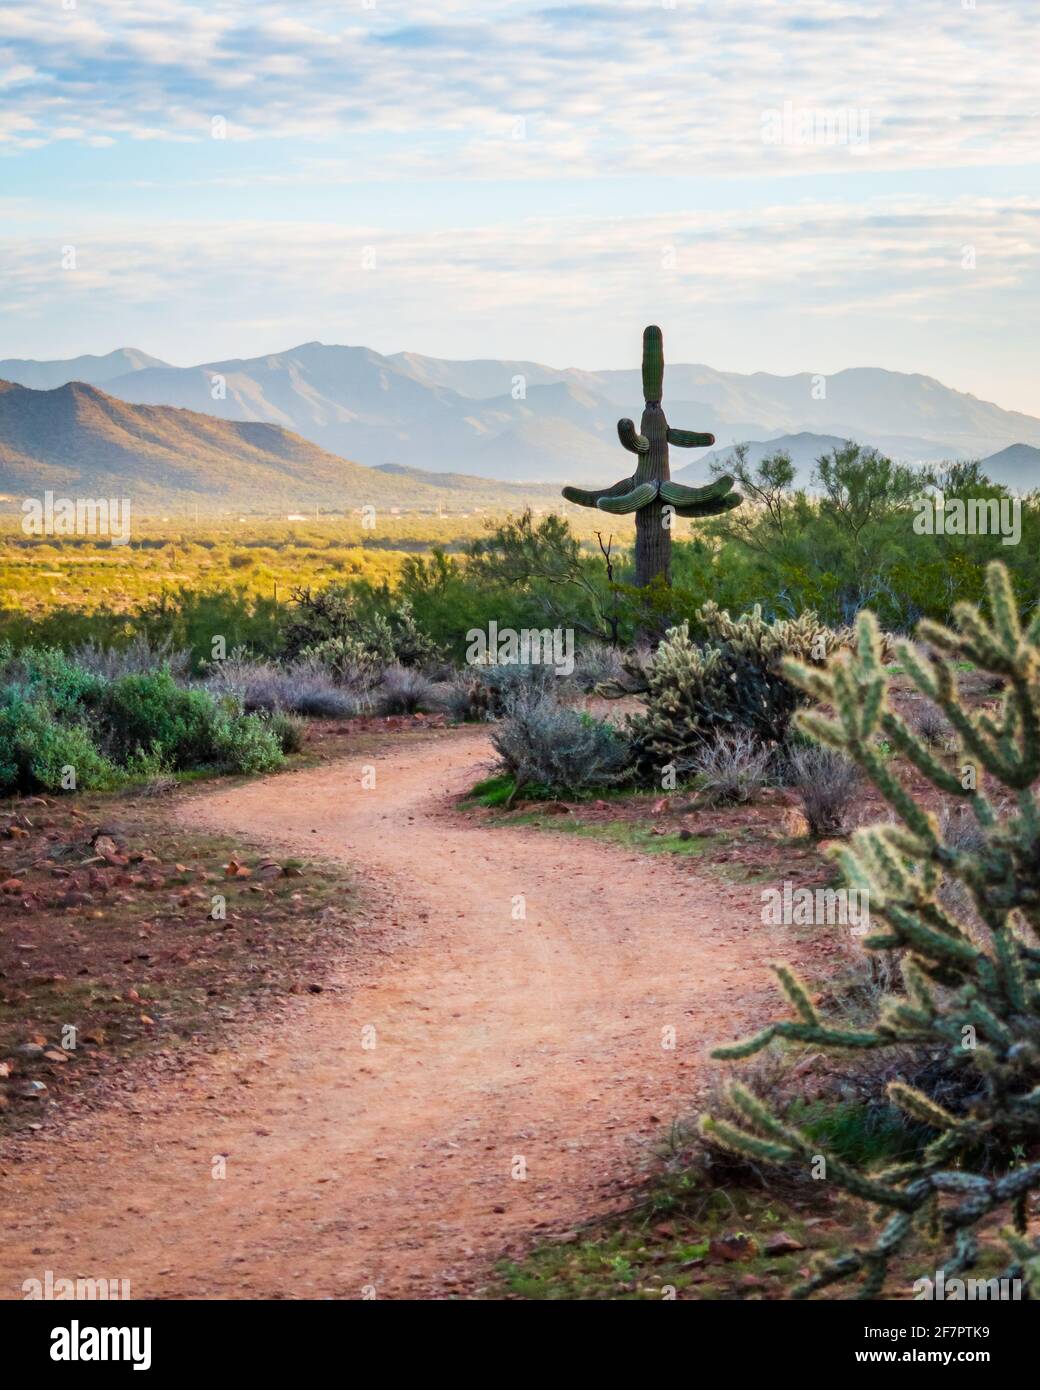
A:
[2,342,1039,489]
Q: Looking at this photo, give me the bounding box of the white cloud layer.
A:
[0,0,1037,177]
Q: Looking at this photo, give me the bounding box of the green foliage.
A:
[0,690,117,794]
[284,586,440,669]
[265,710,306,755]
[0,646,283,794]
[99,670,282,774]
[136,587,285,672]
[464,512,622,642]
[702,562,1040,1298]
[709,442,1039,629]
[98,671,222,766]
[206,701,285,774]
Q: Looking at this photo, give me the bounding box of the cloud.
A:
[0,0,1035,180]
[3,196,1036,340]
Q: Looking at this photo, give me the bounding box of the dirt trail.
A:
[1,729,782,1300]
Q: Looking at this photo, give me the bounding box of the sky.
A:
[1,0,1039,412]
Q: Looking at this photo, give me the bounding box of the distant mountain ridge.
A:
[677,433,1040,492]
[1,341,1039,490]
[0,349,167,392]
[0,380,558,513]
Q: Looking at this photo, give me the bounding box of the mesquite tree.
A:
[701,562,1040,1298]
[561,325,741,587]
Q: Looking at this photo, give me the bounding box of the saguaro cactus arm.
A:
[672,494,743,518]
[596,482,658,514]
[562,475,634,507]
[659,476,736,507]
[667,428,716,448]
[618,419,650,454]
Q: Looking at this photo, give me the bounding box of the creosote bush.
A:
[701,563,1040,1298]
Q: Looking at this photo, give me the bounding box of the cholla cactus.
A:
[701,562,1040,1298]
[622,604,845,766]
[561,325,741,587]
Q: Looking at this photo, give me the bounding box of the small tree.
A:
[701,562,1040,1298]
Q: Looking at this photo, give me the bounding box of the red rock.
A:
[764,1231,805,1255]
[709,1232,760,1262]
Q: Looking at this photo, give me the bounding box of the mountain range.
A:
[4,341,1040,483]
[1,341,1038,503]
[0,380,558,514]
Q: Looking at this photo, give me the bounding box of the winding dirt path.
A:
[1,729,783,1300]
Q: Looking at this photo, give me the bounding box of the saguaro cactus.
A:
[562,326,741,587]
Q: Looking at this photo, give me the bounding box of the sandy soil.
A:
[1,728,786,1300]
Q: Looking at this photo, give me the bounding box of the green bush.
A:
[0,642,104,716]
[98,671,283,774]
[98,670,223,766]
[0,650,285,794]
[208,702,285,773]
[265,710,306,754]
[0,691,117,794]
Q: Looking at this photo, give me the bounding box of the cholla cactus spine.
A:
[702,562,1040,1298]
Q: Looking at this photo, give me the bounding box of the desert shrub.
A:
[0,642,104,715]
[285,588,440,668]
[294,638,382,692]
[784,742,863,836]
[72,634,191,682]
[490,690,631,800]
[97,671,221,766]
[570,640,627,693]
[265,710,306,755]
[908,698,954,748]
[374,664,441,715]
[436,673,487,723]
[625,610,820,778]
[97,671,282,774]
[207,653,365,719]
[467,661,557,717]
[691,731,773,805]
[207,703,284,774]
[702,563,1040,1298]
[0,691,116,794]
